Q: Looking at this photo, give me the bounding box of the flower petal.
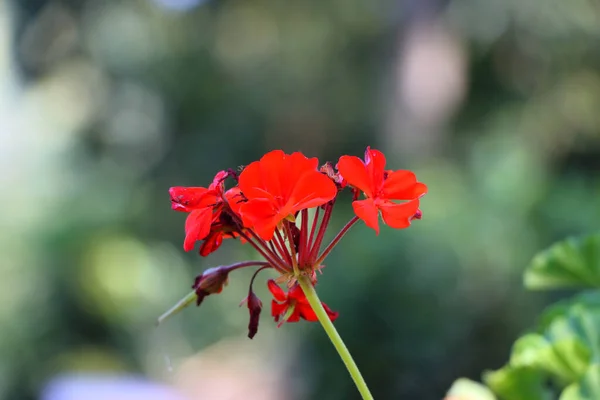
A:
[286,309,301,323]
[364,147,386,194]
[183,208,213,251]
[296,303,318,321]
[239,159,269,200]
[199,232,223,256]
[225,187,244,216]
[378,199,420,229]
[239,198,280,240]
[322,302,339,321]
[267,279,287,302]
[352,198,380,235]
[257,150,286,201]
[382,170,427,200]
[282,152,320,200]
[337,155,373,197]
[289,170,337,210]
[271,300,287,321]
[169,186,216,212]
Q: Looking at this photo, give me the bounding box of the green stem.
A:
[156,290,197,326]
[297,275,374,400]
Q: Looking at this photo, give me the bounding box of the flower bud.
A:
[192,266,230,306]
[240,291,263,339]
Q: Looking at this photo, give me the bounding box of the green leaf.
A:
[446,378,496,400]
[560,364,600,400]
[483,366,550,400]
[510,333,587,382]
[540,292,600,364]
[524,234,600,290]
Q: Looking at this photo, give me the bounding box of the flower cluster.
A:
[169,147,427,338]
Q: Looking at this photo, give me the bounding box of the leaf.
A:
[560,365,600,400]
[446,378,496,400]
[524,234,600,290]
[483,366,550,400]
[511,333,589,384]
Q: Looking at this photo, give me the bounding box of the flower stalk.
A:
[165,148,428,396]
[297,275,374,400]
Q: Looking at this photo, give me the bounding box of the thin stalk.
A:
[307,207,320,252]
[157,261,270,325]
[297,275,374,400]
[315,216,359,266]
[237,230,287,272]
[310,200,335,261]
[273,229,293,266]
[298,209,309,266]
[283,220,299,275]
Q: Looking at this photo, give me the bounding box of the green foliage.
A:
[525,234,600,290]
[448,234,600,400]
[446,378,496,400]
[484,367,548,400]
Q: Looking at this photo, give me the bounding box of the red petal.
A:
[239,198,280,240]
[322,302,339,322]
[352,198,380,235]
[289,170,337,211]
[169,187,217,212]
[282,152,320,200]
[382,170,427,200]
[256,150,286,202]
[271,300,287,320]
[267,280,287,302]
[287,284,307,301]
[337,155,373,198]
[209,170,229,191]
[364,147,386,194]
[286,309,301,323]
[183,208,213,251]
[378,199,420,229]
[296,303,318,321]
[199,232,223,256]
[239,160,268,200]
[225,187,244,216]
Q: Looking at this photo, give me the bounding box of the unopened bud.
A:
[192,266,230,306]
[240,291,262,339]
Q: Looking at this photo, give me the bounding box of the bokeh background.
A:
[2,0,600,399]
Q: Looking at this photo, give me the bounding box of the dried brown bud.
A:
[240,291,263,339]
[192,266,230,306]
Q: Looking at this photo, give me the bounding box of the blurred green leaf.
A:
[510,333,589,384]
[483,366,549,400]
[560,365,600,400]
[446,378,496,400]
[525,234,600,290]
[540,292,600,362]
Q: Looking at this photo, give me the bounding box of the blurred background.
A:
[1,0,600,399]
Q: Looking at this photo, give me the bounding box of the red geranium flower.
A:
[238,150,337,241]
[337,147,427,234]
[197,187,245,256]
[164,147,428,342]
[267,279,338,326]
[169,171,228,252]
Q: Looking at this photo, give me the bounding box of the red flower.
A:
[169,171,228,252]
[197,187,245,256]
[267,279,338,326]
[337,147,427,234]
[238,150,337,241]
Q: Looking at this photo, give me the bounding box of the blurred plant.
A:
[446,233,600,400]
[160,148,427,399]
